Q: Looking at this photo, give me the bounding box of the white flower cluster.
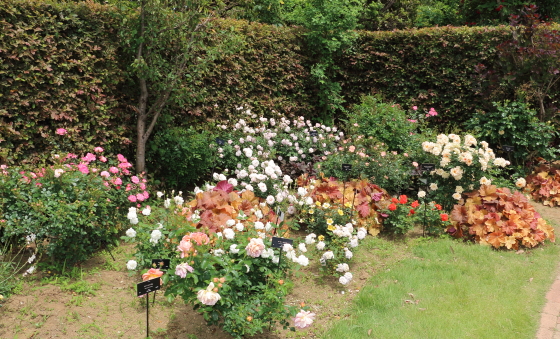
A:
[127,207,139,224]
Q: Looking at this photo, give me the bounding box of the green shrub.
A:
[464,101,558,168]
[0,150,144,268]
[147,127,215,190]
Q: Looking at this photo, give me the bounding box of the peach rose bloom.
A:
[197,282,221,306]
[245,238,265,258]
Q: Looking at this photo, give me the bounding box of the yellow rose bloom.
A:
[308,209,314,215]
[327,224,336,231]
[337,209,344,216]
[315,201,322,207]
[318,235,325,241]
[326,218,333,225]
[344,202,352,208]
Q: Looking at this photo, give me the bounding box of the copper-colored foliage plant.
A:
[525,160,560,206]
[450,185,555,250]
[180,184,277,233]
[301,174,390,236]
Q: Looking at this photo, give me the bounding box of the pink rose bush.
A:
[1,148,147,267]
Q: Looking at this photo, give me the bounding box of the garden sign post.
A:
[137,277,161,338]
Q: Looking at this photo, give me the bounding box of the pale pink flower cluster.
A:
[245,238,265,257]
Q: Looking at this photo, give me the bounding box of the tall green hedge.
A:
[0,0,133,165]
[3,0,556,166]
[340,26,513,122]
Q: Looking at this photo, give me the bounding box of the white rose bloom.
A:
[126,260,137,270]
[254,221,265,230]
[516,178,526,188]
[272,256,279,264]
[452,192,462,200]
[235,222,244,232]
[322,251,334,260]
[265,222,273,232]
[255,210,263,219]
[296,255,309,266]
[129,217,139,225]
[455,186,464,193]
[226,219,236,227]
[305,233,317,244]
[157,191,164,198]
[228,178,238,187]
[266,195,275,205]
[349,237,359,248]
[230,244,240,254]
[164,198,171,208]
[258,182,267,193]
[126,228,136,238]
[339,276,350,285]
[142,207,151,216]
[197,282,221,306]
[336,263,350,272]
[418,190,426,198]
[223,228,235,240]
[316,241,326,250]
[298,243,308,253]
[149,230,162,244]
[429,183,438,191]
[345,249,353,259]
[213,249,225,257]
[305,197,314,205]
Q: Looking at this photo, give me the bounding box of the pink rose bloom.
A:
[140,183,146,190]
[185,232,210,246]
[381,152,386,157]
[114,177,123,185]
[125,184,132,191]
[118,162,132,169]
[117,154,127,162]
[94,147,104,153]
[131,176,140,184]
[82,153,96,162]
[136,193,145,202]
[245,238,265,258]
[142,268,164,283]
[177,240,193,258]
[143,191,149,200]
[103,181,110,188]
[128,195,137,202]
[99,156,107,162]
[66,153,78,159]
[294,310,315,329]
[412,106,418,111]
[407,119,417,123]
[348,145,355,153]
[175,263,194,278]
[56,128,67,135]
[77,163,89,174]
[197,282,221,306]
[413,162,419,167]
[404,153,409,157]
[100,171,110,178]
[109,166,119,174]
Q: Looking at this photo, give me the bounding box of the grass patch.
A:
[323,235,560,339]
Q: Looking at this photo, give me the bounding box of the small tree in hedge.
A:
[120,0,240,173]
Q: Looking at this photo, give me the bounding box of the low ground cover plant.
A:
[525,160,560,206]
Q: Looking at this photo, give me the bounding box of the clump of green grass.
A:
[323,236,560,339]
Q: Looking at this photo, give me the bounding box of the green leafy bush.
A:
[464,101,558,168]
[147,127,215,190]
[0,150,145,267]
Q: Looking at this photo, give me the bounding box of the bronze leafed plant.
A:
[450,185,554,250]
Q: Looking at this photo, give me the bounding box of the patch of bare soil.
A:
[0,231,411,339]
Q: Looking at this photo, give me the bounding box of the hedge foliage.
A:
[3,0,557,167]
[0,0,133,165]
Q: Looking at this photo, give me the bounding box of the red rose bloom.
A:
[388,203,397,211]
[441,213,449,221]
[391,198,399,204]
[399,195,408,204]
[409,209,415,215]
[435,204,442,211]
[411,200,420,208]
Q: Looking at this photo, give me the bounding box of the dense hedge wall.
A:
[0,0,133,165]
[340,26,513,122]
[4,0,555,166]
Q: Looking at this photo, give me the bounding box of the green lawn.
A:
[323,234,560,339]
